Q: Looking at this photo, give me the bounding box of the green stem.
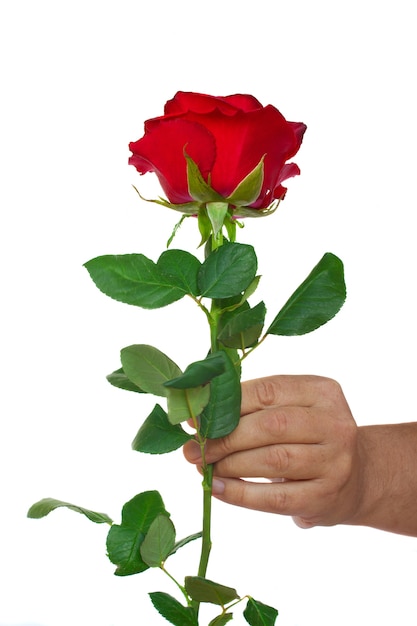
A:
[198,463,213,579]
[194,231,225,620]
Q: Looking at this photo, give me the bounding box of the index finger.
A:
[241,375,340,416]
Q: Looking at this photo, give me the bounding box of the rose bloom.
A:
[129,91,306,209]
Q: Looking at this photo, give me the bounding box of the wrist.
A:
[345,425,385,528]
[346,423,417,536]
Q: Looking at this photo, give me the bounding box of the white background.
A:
[1,1,416,625]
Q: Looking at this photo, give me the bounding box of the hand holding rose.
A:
[184,375,417,537]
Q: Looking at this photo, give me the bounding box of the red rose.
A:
[129,91,306,209]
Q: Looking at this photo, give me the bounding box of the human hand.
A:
[183,375,362,529]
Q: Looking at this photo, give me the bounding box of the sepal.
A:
[225,156,265,206]
[185,152,225,203]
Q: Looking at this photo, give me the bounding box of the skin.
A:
[183,375,417,537]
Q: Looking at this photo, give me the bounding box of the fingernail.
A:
[212,478,225,495]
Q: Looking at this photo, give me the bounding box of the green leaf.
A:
[149,592,198,626]
[218,301,266,349]
[167,385,211,425]
[198,243,258,298]
[209,614,233,626]
[120,345,182,397]
[140,514,176,567]
[200,350,241,439]
[185,153,224,203]
[27,498,112,524]
[84,254,186,309]
[218,276,262,314]
[239,274,262,305]
[267,253,346,336]
[185,577,240,606]
[106,491,169,576]
[106,367,146,393]
[132,404,193,454]
[169,531,202,557]
[157,249,201,297]
[243,598,278,626]
[164,352,227,389]
[226,156,265,206]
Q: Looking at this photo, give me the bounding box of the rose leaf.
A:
[27,498,113,525]
[163,352,227,389]
[166,385,211,425]
[218,301,266,349]
[157,249,201,296]
[199,350,241,439]
[209,614,233,626]
[184,576,240,606]
[132,403,193,454]
[149,592,198,626]
[198,243,258,298]
[140,514,176,567]
[106,491,170,576]
[243,597,278,626]
[120,344,182,397]
[106,367,146,393]
[84,253,185,309]
[267,252,346,336]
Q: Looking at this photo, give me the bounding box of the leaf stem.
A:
[239,331,268,362]
[161,564,192,607]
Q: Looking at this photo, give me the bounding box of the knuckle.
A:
[314,376,343,403]
[217,434,235,457]
[265,486,289,513]
[253,377,282,407]
[261,408,289,439]
[231,480,248,507]
[265,445,291,474]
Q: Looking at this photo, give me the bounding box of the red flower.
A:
[129,92,306,209]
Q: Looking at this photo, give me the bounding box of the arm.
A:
[183,375,417,537]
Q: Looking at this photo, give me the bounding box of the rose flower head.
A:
[129,92,306,217]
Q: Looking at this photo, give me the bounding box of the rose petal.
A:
[164,91,242,116]
[220,93,263,111]
[129,118,216,204]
